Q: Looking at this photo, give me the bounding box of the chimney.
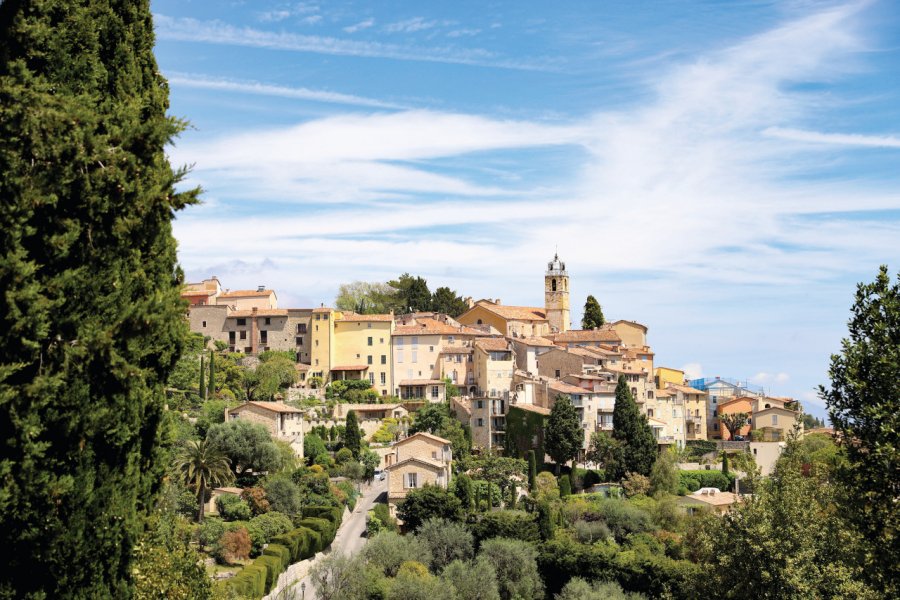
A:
[495,298,501,305]
[257,285,265,292]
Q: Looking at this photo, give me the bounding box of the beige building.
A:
[608,320,648,348]
[332,312,394,396]
[458,300,550,338]
[392,317,483,397]
[537,346,606,381]
[667,383,708,442]
[386,432,453,509]
[679,488,740,515]
[548,380,615,458]
[439,345,475,394]
[510,336,556,375]
[225,401,305,457]
[544,253,571,333]
[547,328,622,349]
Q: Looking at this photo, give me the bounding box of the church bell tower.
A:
[545,253,570,333]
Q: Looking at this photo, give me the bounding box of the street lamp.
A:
[301,582,306,600]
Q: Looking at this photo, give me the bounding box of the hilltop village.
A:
[184,255,802,476]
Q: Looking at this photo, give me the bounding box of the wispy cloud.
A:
[344,18,375,33]
[384,17,440,34]
[154,14,552,71]
[258,3,319,24]
[763,126,900,148]
[166,72,406,109]
[447,28,481,38]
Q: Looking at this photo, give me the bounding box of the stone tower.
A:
[545,253,570,333]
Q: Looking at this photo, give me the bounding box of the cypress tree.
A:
[0,3,196,597]
[345,410,361,459]
[611,376,657,480]
[559,474,571,497]
[544,394,582,475]
[526,450,537,492]
[199,354,206,401]
[722,451,730,476]
[581,295,605,329]
[208,350,215,397]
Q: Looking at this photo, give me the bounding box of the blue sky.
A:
[154,1,900,420]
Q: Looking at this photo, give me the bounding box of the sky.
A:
[153,0,900,421]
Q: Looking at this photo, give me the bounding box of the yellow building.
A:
[655,366,685,389]
[608,320,648,348]
[457,300,549,337]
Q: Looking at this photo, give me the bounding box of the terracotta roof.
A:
[312,307,333,313]
[610,319,649,332]
[563,346,606,359]
[550,381,591,395]
[509,403,551,416]
[549,329,621,343]
[396,431,451,446]
[214,487,245,495]
[181,290,216,297]
[655,388,674,397]
[666,383,706,395]
[295,363,311,371]
[398,379,445,386]
[440,346,474,355]
[230,401,302,414]
[331,365,370,371]
[512,336,557,348]
[754,406,798,416]
[337,312,394,322]
[473,301,547,322]
[717,396,755,409]
[606,365,648,375]
[475,338,511,352]
[580,346,622,357]
[385,456,446,471]
[228,309,289,317]
[685,489,740,507]
[220,289,275,298]
[394,318,482,336]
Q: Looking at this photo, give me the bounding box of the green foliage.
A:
[335,281,402,314]
[557,577,646,600]
[309,550,370,600]
[389,273,433,313]
[649,450,678,497]
[214,525,252,564]
[372,417,401,443]
[0,3,198,594]
[534,471,560,503]
[678,470,734,492]
[545,395,583,473]
[478,538,544,600]
[586,431,622,475]
[173,438,235,522]
[581,295,606,329]
[262,474,303,517]
[821,266,900,596]
[719,412,749,440]
[417,518,475,572]
[442,557,501,600]
[527,450,537,491]
[217,494,252,522]
[398,485,464,530]
[431,286,470,318]
[611,377,656,479]
[721,451,730,476]
[365,531,434,577]
[254,355,298,399]
[132,513,212,600]
[411,402,448,434]
[452,473,475,511]
[304,433,328,464]
[374,502,399,532]
[207,419,283,475]
[504,405,548,459]
[198,517,226,550]
[345,410,362,458]
[472,510,540,545]
[559,474,572,497]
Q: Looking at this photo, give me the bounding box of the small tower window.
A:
[552,279,557,292]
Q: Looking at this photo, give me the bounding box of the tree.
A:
[208,351,216,396]
[585,431,622,475]
[820,266,900,596]
[132,514,212,600]
[719,412,749,440]
[255,354,298,399]
[721,451,730,476]
[470,453,526,497]
[442,558,501,600]
[390,273,432,313]
[206,419,282,475]
[526,451,537,492]
[611,376,656,479]
[335,281,399,314]
[432,286,470,317]
[417,518,475,572]
[0,3,197,595]
[173,439,234,522]
[365,531,433,577]
[398,485,463,531]
[556,578,645,600]
[477,538,544,600]
[262,474,302,516]
[411,402,448,435]
[345,410,362,459]
[544,395,583,474]
[581,295,605,329]
[649,449,678,497]
[453,473,475,511]
[200,354,207,400]
[304,433,328,464]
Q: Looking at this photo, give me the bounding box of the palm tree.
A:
[173,438,234,522]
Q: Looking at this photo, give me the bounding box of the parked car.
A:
[374,469,385,481]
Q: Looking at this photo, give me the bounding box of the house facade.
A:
[385,432,453,511]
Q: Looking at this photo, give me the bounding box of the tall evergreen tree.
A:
[611,376,657,479]
[544,395,582,475]
[0,3,196,596]
[581,295,605,329]
[208,350,215,397]
[821,266,900,596]
[526,450,537,492]
[345,410,361,459]
[199,354,206,400]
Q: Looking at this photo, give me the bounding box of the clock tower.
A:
[545,253,570,333]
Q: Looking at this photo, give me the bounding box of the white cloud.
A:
[763,126,900,148]
[751,372,791,385]
[681,363,704,380]
[384,17,439,34]
[344,18,375,33]
[154,14,548,71]
[166,72,406,109]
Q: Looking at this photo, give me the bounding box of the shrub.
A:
[264,474,303,516]
[373,502,398,532]
[592,498,655,543]
[241,486,270,516]
[367,514,384,537]
[678,470,734,492]
[336,447,354,464]
[199,517,225,549]
[217,494,252,522]
[365,531,433,577]
[398,485,464,531]
[622,472,651,498]
[263,543,291,570]
[214,526,251,564]
[227,562,267,598]
[574,520,611,544]
[472,510,540,545]
[296,517,336,550]
[302,505,344,527]
[559,474,572,497]
[256,554,284,592]
[417,518,475,572]
[583,470,602,488]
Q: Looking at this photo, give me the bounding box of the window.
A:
[229,331,235,342]
[315,340,319,346]
[772,414,778,425]
[236,318,246,326]
[431,451,437,459]
[296,336,304,346]
[315,359,319,366]
[367,322,372,328]
[315,314,320,320]
[429,346,434,352]
[380,372,386,385]
[240,331,247,340]
[264,317,271,325]
[367,355,373,365]
[397,338,403,347]
[405,473,418,489]
[448,336,455,343]
[648,408,654,417]
[201,320,207,328]
[476,400,484,409]
[412,351,418,362]
[456,355,462,363]
[412,337,419,347]
[555,369,561,378]
[431,386,439,399]
[369,373,375,385]
[368,336,373,346]
[260,331,267,344]
[356,353,361,359]
[477,418,484,427]
[297,323,307,334]
[381,355,387,365]
[398,351,404,363]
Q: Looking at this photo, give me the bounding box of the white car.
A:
[374,470,386,481]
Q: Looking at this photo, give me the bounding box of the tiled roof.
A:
[655,388,674,397]
[385,456,446,471]
[510,403,551,416]
[606,365,648,375]
[331,364,370,371]
[181,290,216,297]
[220,289,275,298]
[686,490,740,506]
[550,381,591,395]
[394,318,482,336]
[666,383,707,395]
[512,336,557,347]
[610,319,649,332]
[549,329,621,343]
[475,301,547,321]
[397,431,451,445]
[398,379,445,386]
[231,401,302,414]
[563,346,606,359]
[312,307,333,313]
[440,346,474,355]
[475,338,511,352]
[214,487,245,495]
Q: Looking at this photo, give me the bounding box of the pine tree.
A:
[722,451,730,476]
[611,376,657,480]
[544,395,582,475]
[345,410,361,459]
[208,351,215,397]
[0,3,196,596]
[526,450,537,492]
[581,295,605,329]
[199,354,207,401]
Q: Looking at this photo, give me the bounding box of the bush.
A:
[296,517,336,550]
[271,527,318,563]
[365,531,433,577]
[678,470,734,492]
[398,485,463,531]
[592,498,655,543]
[559,474,572,497]
[264,474,303,516]
[227,562,267,598]
[199,517,225,549]
[583,470,602,488]
[622,473,650,498]
[374,502,398,532]
[217,494,252,522]
[302,505,344,528]
[417,518,475,572]
[263,543,291,570]
[213,526,251,564]
[472,510,540,544]
[256,554,284,592]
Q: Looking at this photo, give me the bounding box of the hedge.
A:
[227,563,267,598]
[302,505,343,528]
[296,517,336,549]
[678,470,735,492]
[256,554,283,592]
[262,543,291,571]
[271,527,316,563]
